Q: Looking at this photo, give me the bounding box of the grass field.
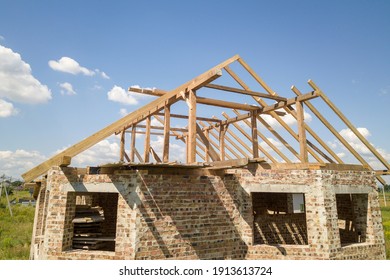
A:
[1,190,390,260]
[0,190,35,260]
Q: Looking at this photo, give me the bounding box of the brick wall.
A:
[30,164,386,260]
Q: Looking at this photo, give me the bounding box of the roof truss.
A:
[22,55,390,186]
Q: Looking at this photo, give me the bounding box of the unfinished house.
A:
[24,55,387,260]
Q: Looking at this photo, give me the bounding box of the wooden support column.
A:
[130,125,136,162]
[296,101,308,162]
[205,130,210,162]
[144,116,151,162]
[219,125,227,161]
[187,90,197,163]
[120,129,125,162]
[163,105,170,163]
[251,112,259,158]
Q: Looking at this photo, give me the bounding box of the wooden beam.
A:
[204,130,210,162]
[294,83,387,185]
[238,115,291,163]
[150,147,162,163]
[204,120,248,159]
[135,125,187,132]
[155,112,221,123]
[296,101,308,163]
[204,83,287,101]
[291,86,341,163]
[130,126,136,162]
[134,147,143,163]
[187,90,197,163]
[225,65,323,163]
[251,113,259,158]
[163,105,170,163]
[222,112,277,163]
[22,54,237,182]
[120,130,125,162]
[309,79,390,171]
[130,86,263,111]
[200,121,240,159]
[196,123,220,162]
[219,125,227,160]
[144,116,151,162]
[59,156,71,167]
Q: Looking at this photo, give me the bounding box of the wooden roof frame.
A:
[22,55,390,186]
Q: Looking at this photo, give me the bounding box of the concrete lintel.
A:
[60,182,126,193]
[333,185,373,194]
[244,184,307,194]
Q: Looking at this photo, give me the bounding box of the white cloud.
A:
[339,127,371,154]
[0,45,52,104]
[0,149,47,179]
[107,85,144,105]
[48,56,95,76]
[150,136,186,162]
[119,108,128,117]
[0,99,18,117]
[259,109,312,128]
[59,82,76,95]
[259,137,283,152]
[95,69,110,79]
[72,138,120,166]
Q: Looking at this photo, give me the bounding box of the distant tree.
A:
[384,184,390,192]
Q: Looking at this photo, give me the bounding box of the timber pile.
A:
[72,205,108,250]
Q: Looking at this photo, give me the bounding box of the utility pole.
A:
[0,175,13,216]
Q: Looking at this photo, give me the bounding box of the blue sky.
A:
[0,0,390,182]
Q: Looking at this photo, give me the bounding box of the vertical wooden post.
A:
[130,125,136,162]
[187,90,197,163]
[219,125,226,161]
[144,116,151,162]
[296,101,308,162]
[205,129,210,162]
[251,112,259,158]
[163,105,170,163]
[120,129,125,162]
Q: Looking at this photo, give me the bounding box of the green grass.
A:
[0,190,35,260]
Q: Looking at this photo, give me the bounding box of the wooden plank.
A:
[204,120,248,159]
[222,112,277,163]
[296,101,308,163]
[120,130,125,162]
[200,121,240,159]
[187,90,197,163]
[238,115,291,163]
[59,156,72,167]
[208,158,266,169]
[204,130,210,162]
[225,64,323,163]
[134,147,143,163]
[219,125,227,160]
[204,83,287,101]
[150,147,162,163]
[155,112,221,123]
[294,85,387,185]
[22,55,238,182]
[309,79,390,171]
[291,85,340,163]
[251,113,259,158]
[163,105,170,163]
[130,126,136,162]
[220,91,319,126]
[135,125,187,132]
[144,116,151,162]
[196,123,221,162]
[154,115,205,160]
